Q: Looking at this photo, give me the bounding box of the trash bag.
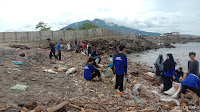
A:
[132,84,141,96]
[102,68,113,78]
[43,69,58,74]
[66,68,77,75]
[164,82,181,97]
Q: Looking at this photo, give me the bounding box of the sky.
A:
[0,0,199,35]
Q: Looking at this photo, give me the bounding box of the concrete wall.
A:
[0,28,116,43]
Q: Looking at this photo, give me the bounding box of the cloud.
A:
[0,0,199,35]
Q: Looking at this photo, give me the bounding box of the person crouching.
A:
[84,57,103,82]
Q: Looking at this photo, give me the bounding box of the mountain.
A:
[62,19,161,36]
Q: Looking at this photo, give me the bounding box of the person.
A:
[181,73,200,107]
[93,53,104,70]
[163,53,177,91]
[88,44,92,56]
[47,38,58,61]
[154,54,164,77]
[84,57,103,81]
[113,45,127,92]
[56,39,63,61]
[91,47,98,57]
[82,43,87,54]
[188,52,199,76]
[175,67,184,79]
[113,46,118,57]
[75,39,78,49]
[67,41,71,51]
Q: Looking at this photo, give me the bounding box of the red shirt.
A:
[83,44,87,49]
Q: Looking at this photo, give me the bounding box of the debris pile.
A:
[0,40,199,111]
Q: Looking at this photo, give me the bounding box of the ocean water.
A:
[128,42,200,72]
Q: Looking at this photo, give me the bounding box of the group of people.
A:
[47,38,200,107]
[155,52,200,106]
[84,45,127,92]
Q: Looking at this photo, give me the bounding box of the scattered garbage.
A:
[13,61,24,65]
[0,105,10,111]
[10,45,30,49]
[19,53,25,57]
[10,84,29,91]
[66,68,77,75]
[43,69,58,74]
[132,84,141,95]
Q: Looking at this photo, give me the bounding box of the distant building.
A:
[172,32,180,36]
[163,32,180,37]
[164,33,173,36]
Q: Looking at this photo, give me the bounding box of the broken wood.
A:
[46,101,69,112]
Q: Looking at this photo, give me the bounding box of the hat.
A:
[47,38,51,40]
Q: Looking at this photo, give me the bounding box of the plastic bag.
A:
[102,68,113,78]
[66,68,77,75]
[132,84,141,95]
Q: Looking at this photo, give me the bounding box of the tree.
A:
[78,23,100,30]
[65,27,76,30]
[35,21,51,31]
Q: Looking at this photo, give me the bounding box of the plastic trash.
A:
[132,84,141,95]
[43,69,58,74]
[146,72,155,77]
[66,68,77,75]
[164,86,176,96]
[130,95,143,104]
[13,61,24,65]
[164,82,181,97]
[10,84,29,91]
[102,68,113,78]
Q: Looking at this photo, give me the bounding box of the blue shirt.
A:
[181,73,200,89]
[84,63,98,80]
[113,53,127,75]
[164,70,176,77]
[56,42,61,50]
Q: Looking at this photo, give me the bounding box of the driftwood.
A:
[46,101,69,112]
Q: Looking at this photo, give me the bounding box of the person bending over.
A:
[93,53,104,70]
[84,57,103,82]
[181,73,200,107]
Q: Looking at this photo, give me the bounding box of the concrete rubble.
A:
[0,37,199,112]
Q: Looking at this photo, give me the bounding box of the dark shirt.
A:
[91,50,98,57]
[188,60,199,76]
[175,70,183,78]
[49,43,55,51]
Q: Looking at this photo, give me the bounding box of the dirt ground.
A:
[0,43,199,112]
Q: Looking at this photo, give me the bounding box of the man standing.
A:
[188,52,199,76]
[113,45,127,92]
[56,39,63,61]
[82,43,87,54]
[47,38,58,61]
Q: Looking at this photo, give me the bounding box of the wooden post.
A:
[63,30,65,40]
[39,31,42,41]
[3,32,5,42]
[27,32,29,41]
[51,31,53,40]
[15,32,18,43]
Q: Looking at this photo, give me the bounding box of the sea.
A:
[128,42,200,72]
